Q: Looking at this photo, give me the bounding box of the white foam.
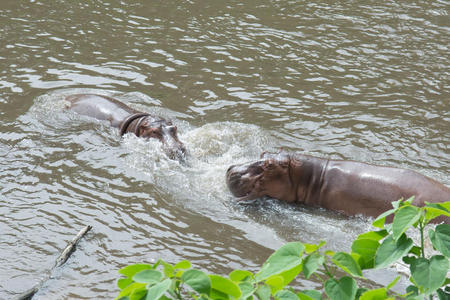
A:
[122,121,271,216]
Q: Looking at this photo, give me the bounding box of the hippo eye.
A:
[142,127,162,138]
[151,128,163,137]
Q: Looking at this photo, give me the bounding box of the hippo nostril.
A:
[227,173,245,187]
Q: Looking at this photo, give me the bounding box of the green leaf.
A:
[429,224,450,257]
[324,277,357,300]
[410,255,449,295]
[406,294,424,299]
[256,242,304,281]
[437,287,450,300]
[173,261,191,278]
[355,288,368,300]
[303,252,325,279]
[392,206,421,241]
[425,208,450,224]
[392,198,404,209]
[386,276,400,290]
[297,293,314,300]
[357,230,388,241]
[374,234,413,269]
[255,284,271,300]
[404,196,415,205]
[181,269,211,295]
[132,269,163,284]
[359,288,387,300]
[408,246,421,257]
[265,275,284,294]
[229,269,253,282]
[129,287,147,300]
[351,238,379,269]
[424,202,450,222]
[116,282,146,300]
[331,252,363,277]
[239,282,255,299]
[298,290,321,300]
[275,289,299,300]
[146,278,171,300]
[174,260,191,270]
[278,263,303,287]
[405,285,418,298]
[428,201,450,210]
[304,241,326,254]
[402,255,416,265]
[119,264,153,278]
[118,278,133,290]
[444,278,450,286]
[160,261,175,278]
[209,274,241,299]
[209,288,230,299]
[372,208,396,229]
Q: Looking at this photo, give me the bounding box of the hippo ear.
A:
[261,151,280,159]
[280,160,289,169]
[290,156,303,167]
[264,158,274,168]
[261,151,275,159]
[138,118,150,128]
[264,158,288,170]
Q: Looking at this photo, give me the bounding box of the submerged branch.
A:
[14,225,92,300]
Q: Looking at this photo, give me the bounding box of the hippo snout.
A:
[160,130,187,161]
[139,119,187,162]
[226,161,265,200]
[226,165,247,198]
[226,165,236,176]
[164,141,187,162]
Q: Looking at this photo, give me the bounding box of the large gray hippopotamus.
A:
[66,94,186,161]
[226,151,449,223]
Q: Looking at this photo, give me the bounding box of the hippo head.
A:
[226,152,297,202]
[135,117,187,161]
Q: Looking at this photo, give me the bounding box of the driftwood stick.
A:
[14,225,92,300]
[55,225,92,267]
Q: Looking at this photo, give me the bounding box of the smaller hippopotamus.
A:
[226,151,449,223]
[66,94,186,161]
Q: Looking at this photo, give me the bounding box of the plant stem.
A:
[175,283,183,300]
[323,263,333,278]
[313,273,325,284]
[419,220,425,258]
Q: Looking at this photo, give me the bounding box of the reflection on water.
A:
[0,0,449,298]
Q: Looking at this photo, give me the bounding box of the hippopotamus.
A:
[226,151,449,223]
[66,94,186,161]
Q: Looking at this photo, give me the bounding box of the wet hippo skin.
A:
[66,94,186,161]
[226,151,449,223]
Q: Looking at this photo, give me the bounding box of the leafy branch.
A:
[116,199,450,300]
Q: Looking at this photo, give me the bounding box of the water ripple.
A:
[1,0,449,298]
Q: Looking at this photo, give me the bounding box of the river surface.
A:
[0,0,449,298]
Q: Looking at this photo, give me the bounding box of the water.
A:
[0,0,448,298]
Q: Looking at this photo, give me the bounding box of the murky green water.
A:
[0,0,448,298]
